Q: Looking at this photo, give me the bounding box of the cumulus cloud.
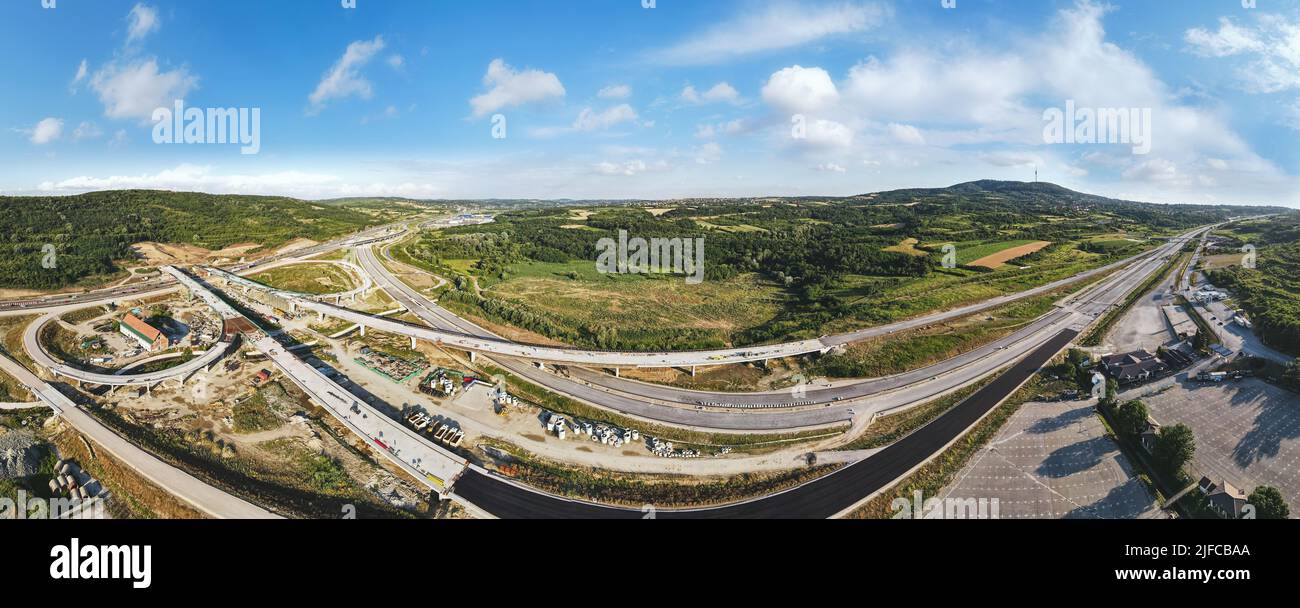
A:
[598,84,631,99]
[469,58,565,118]
[762,66,838,113]
[126,4,160,43]
[309,36,386,112]
[681,82,740,105]
[572,104,639,131]
[655,1,888,65]
[89,59,198,120]
[387,54,405,70]
[814,162,847,173]
[28,118,63,144]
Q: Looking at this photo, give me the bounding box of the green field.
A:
[249,263,358,295]
[395,181,1273,352]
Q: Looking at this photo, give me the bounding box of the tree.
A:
[1193,329,1211,352]
[1283,360,1300,392]
[1115,400,1149,437]
[1153,423,1196,476]
[1246,486,1290,519]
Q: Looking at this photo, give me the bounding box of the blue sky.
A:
[2,0,1299,205]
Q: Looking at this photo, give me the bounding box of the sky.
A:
[2,0,1299,206]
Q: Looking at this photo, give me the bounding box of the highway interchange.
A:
[0,217,1219,518]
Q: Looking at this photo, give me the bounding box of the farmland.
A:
[397,180,1274,352]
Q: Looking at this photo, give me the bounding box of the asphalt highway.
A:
[452,328,1080,518]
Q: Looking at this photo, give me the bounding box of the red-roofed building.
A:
[120,313,170,352]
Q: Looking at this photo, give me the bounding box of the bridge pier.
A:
[469,352,476,364]
[690,366,696,377]
[360,325,366,337]
[410,336,417,350]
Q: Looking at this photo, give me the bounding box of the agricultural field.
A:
[398,181,1272,351]
[248,262,359,296]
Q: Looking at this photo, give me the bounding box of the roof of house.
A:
[122,313,165,343]
[1102,349,1156,367]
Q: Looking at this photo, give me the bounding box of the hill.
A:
[0,190,401,289]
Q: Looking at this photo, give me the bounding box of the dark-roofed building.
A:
[1198,477,1249,519]
[1101,349,1169,385]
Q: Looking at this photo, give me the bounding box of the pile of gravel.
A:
[0,431,45,480]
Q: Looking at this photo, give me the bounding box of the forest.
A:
[0,190,388,289]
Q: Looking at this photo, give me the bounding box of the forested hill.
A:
[854,180,1289,230]
[0,190,386,289]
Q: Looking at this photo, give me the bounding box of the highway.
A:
[344,232,1200,430]
[0,351,279,519]
[452,329,1081,518]
[19,265,254,387]
[174,268,471,493]
[0,223,402,313]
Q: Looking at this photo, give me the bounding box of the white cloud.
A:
[1185,17,1267,58]
[762,66,838,113]
[71,59,88,89]
[72,121,103,141]
[681,82,741,105]
[387,54,405,70]
[309,36,386,111]
[34,163,442,199]
[469,58,565,118]
[29,118,63,144]
[1184,15,1300,93]
[90,59,198,121]
[797,118,853,150]
[655,1,888,65]
[126,4,160,43]
[572,104,639,131]
[695,142,722,164]
[593,159,669,176]
[598,84,631,99]
[815,162,847,173]
[887,123,925,145]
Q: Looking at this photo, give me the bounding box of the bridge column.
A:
[319,311,326,322]
[690,366,696,377]
[536,362,545,371]
[469,352,476,364]
[360,325,366,337]
[410,336,417,350]
[614,367,620,378]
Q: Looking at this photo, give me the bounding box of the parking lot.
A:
[1138,379,1300,510]
[941,401,1163,519]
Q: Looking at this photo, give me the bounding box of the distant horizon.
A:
[3,179,1294,210]
[5,1,1300,206]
